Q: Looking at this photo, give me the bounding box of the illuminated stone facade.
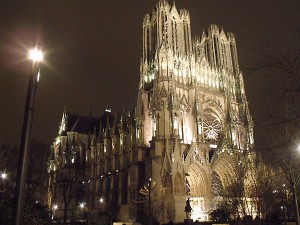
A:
[47,1,254,223]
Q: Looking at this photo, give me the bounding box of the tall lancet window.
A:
[221,41,227,69]
[171,17,178,51]
[213,36,219,67]
[183,21,189,53]
[153,116,157,136]
[161,12,167,42]
[120,135,123,150]
[198,120,202,135]
[136,126,140,139]
[146,26,151,60]
[173,112,178,130]
[153,19,157,51]
[104,141,107,153]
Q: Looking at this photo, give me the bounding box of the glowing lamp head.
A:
[99,197,104,203]
[53,204,58,210]
[1,172,7,179]
[28,47,43,62]
[79,203,85,208]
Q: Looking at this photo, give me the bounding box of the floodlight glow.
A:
[28,47,43,62]
[53,204,58,210]
[99,197,104,203]
[79,203,85,208]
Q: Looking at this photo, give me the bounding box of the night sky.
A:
[0,0,299,147]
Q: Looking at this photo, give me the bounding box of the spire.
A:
[57,140,62,156]
[104,116,111,139]
[71,132,76,153]
[97,122,103,142]
[170,71,176,109]
[59,106,68,135]
[119,109,125,132]
[65,135,70,154]
[243,103,250,126]
[88,103,92,149]
[50,145,55,160]
[226,99,232,123]
[92,125,97,146]
[193,87,201,117]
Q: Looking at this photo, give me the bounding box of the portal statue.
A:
[184,198,192,219]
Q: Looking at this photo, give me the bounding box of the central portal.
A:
[185,162,210,221]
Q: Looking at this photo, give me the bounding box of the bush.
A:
[210,209,230,223]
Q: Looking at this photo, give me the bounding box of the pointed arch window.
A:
[161,12,168,42]
[220,41,227,69]
[171,17,177,51]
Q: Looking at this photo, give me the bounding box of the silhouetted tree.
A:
[56,165,77,224]
[254,25,300,225]
[139,180,175,224]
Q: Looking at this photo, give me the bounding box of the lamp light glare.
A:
[1,172,7,179]
[28,48,43,62]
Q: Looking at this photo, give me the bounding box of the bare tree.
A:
[270,132,300,225]
[139,180,175,224]
[221,159,248,219]
[218,155,280,221]
[0,144,18,173]
[253,26,300,225]
[247,156,282,224]
[56,165,77,224]
[26,141,49,201]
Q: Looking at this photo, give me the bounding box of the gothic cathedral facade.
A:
[47,1,254,223]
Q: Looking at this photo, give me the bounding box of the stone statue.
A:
[184,198,192,219]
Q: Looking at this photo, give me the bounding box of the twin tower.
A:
[47,1,254,223]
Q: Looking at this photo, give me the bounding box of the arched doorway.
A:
[185,162,209,221]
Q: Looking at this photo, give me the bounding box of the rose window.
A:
[203,116,221,143]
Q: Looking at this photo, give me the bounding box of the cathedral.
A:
[47,0,255,223]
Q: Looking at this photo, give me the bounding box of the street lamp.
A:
[80,202,85,209]
[1,172,7,180]
[0,171,8,201]
[148,177,152,225]
[291,144,300,225]
[11,45,43,225]
[53,204,58,210]
[79,202,89,224]
[99,197,104,203]
[52,204,58,220]
[29,47,44,62]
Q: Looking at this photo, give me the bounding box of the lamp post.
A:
[11,46,43,225]
[282,184,288,225]
[0,171,7,201]
[1,172,7,180]
[52,204,58,220]
[79,202,85,222]
[99,197,104,204]
[148,177,152,225]
[294,145,300,225]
